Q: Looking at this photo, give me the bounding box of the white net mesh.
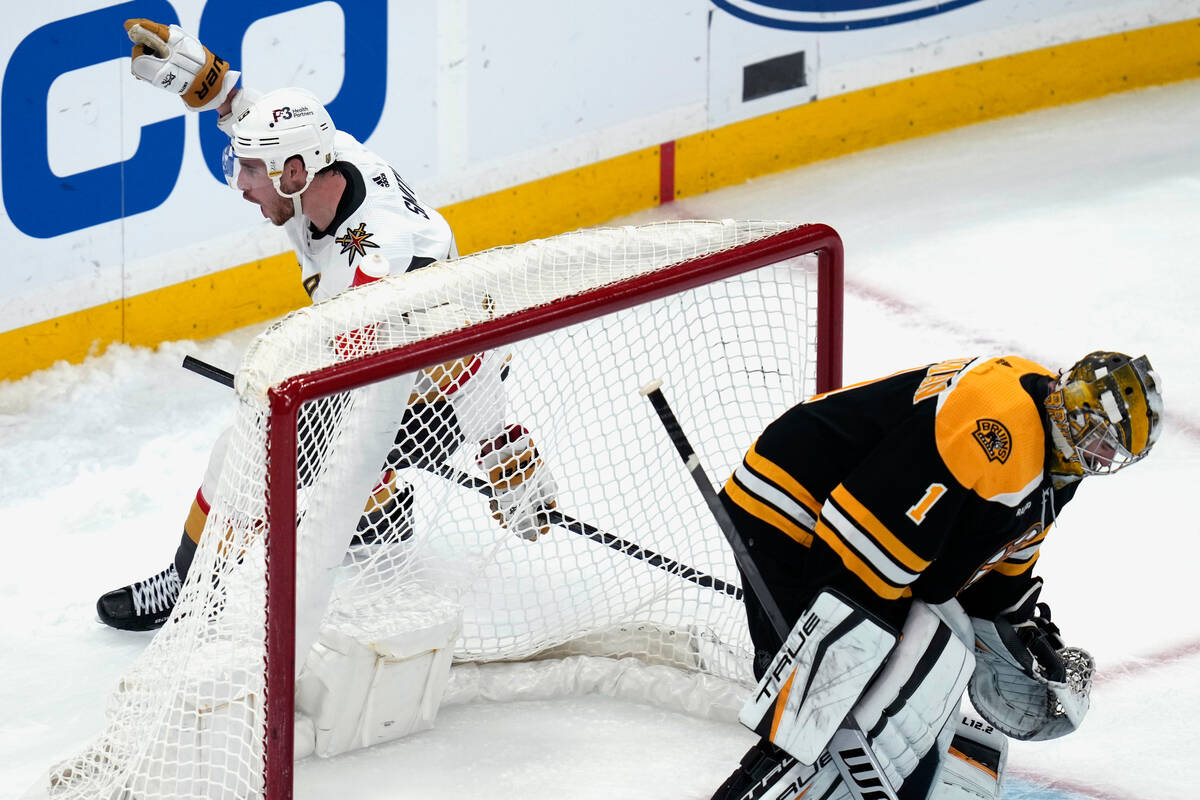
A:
[41,219,838,799]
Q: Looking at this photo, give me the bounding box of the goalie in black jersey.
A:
[712,352,1162,800]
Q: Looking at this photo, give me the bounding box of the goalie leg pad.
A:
[850,601,975,794]
[930,715,1009,800]
[711,740,845,800]
[738,590,899,766]
[295,609,460,758]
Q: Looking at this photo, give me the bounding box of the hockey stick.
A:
[639,380,787,639]
[423,463,742,598]
[183,354,235,388]
[424,463,743,597]
[181,355,743,600]
[640,379,899,800]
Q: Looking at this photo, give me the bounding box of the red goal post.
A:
[263,220,842,796]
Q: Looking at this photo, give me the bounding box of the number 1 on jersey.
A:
[906,483,947,524]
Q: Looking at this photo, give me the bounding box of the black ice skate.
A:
[96,563,182,631]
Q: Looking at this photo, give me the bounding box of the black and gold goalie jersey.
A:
[721,356,1079,629]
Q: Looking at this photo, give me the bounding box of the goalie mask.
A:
[223,87,337,199]
[1045,351,1162,478]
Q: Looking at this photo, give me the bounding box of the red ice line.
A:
[1004,772,1141,800]
[637,213,1194,798]
[843,277,1200,667]
[1036,637,1200,799]
[1096,637,1200,685]
[647,194,1200,795]
[844,279,1198,445]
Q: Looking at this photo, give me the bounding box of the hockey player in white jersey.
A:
[221,87,456,298]
[97,19,558,631]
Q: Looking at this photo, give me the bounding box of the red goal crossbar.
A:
[262,223,843,798]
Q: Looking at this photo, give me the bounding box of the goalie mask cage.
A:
[39,220,842,800]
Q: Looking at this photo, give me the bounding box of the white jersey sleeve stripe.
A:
[731,462,819,532]
[821,501,922,588]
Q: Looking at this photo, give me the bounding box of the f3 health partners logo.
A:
[710,0,987,31]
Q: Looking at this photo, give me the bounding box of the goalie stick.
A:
[640,379,899,800]
[181,355,743,600]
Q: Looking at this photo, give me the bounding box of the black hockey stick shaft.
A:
[180,355,742,600]
[426,464,743,600]
[641,380,899,800]
[183,355,235,388]
[640,380,788,640]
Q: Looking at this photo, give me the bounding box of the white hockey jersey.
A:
[284,131,455,303]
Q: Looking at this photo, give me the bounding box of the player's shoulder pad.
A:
[934,356,1054,507]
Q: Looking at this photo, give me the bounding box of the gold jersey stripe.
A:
[990,552,1041,576]
[733,464,818,531]
[816,519,912,601]
[725,475,814,547]
[823,501,922,586]
[744,440,823,516]
[830,485,931,572]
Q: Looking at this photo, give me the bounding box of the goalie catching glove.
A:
[477,424,558,541]
[969,578,1094,741]
[124,19,240,112]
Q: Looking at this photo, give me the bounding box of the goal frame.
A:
[262,222,844,797]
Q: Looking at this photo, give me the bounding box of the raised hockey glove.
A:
[124,19,240,112]
[968,579,1094,740]
[477,424,558,541]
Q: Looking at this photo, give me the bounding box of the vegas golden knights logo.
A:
[972,419,1011,463]
[335,222,380,266]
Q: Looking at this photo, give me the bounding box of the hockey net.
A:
[37,219,842,799]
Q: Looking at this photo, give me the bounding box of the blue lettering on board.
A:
[710,1,987,31]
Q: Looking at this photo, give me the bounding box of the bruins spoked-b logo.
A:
[335,222,380,266]
[972,419,1011,464]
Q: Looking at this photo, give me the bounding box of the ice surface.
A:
[4,79,1199,799]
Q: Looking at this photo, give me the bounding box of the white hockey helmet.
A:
[225,87,337,198]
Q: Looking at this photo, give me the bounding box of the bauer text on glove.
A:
[124,19,240,112]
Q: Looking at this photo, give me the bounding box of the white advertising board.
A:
[0,0,1193,336]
